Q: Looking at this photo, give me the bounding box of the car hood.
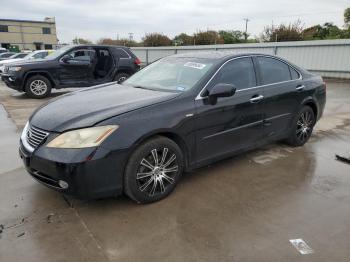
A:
[9,59,49,67]
[30,83,180,132]
[0,58,22,65]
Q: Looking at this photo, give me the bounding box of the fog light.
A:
[58,180,69,189]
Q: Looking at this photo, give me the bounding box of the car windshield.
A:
[45,45,73,60]
[124,57,214,92]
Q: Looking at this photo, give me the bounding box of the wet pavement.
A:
[0,80,349,262]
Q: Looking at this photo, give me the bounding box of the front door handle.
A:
[250,95,264,103]
[296,85,305,91]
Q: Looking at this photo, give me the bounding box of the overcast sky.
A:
[1,0,349,43]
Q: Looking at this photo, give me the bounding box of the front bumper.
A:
[1,73,23,91]
[19,140,129,199]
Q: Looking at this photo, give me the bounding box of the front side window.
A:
[0,25,8,32]
[124,57,213,92]
[257,57,291,85]
[67,49,95,62]
[208,57,257,91]
[42,27,51,34]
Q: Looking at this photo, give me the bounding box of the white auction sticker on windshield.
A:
[184,62,206,69]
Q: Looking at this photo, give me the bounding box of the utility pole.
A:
[128,33,134,42]
[243,18,249,41]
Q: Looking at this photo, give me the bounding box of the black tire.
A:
[113,73,130,83]
[25,75,52,99]
[124,136,184,204]
[286,105,315,147]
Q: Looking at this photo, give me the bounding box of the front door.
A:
[194,57,265,165]
[58,49,95,86]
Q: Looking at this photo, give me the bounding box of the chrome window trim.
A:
[195,54,302,100]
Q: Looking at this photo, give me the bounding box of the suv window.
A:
[209,57,256,90]
[257,57,291,85]
[115,48,129,58]
[67,49,95,62]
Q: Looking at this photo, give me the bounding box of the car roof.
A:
[73,44,129,49]
[171,51,278,61]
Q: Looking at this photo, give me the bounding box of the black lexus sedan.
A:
[19,52,326,203]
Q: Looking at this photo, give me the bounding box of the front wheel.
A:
[286,106,315,146]
[25,75,52,99]
[124,136,184,204]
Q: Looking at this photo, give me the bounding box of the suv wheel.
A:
[113,73,130,83]
[124,136,184,204]
[286,105,315,146]
[25,75,52,99]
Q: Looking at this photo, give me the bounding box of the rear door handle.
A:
[250,95,264,103]
[296,85,305,91]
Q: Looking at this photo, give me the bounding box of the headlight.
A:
[8,66,22,72]
[46,125,118,149]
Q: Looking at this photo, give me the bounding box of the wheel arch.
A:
[128,130,191,171]
[23,71,55,91]
[301,97,318,119]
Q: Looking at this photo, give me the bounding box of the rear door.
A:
[194,57,265,164]
[255,56,304,139]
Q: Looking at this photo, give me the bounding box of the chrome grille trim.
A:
[26,125,49,150]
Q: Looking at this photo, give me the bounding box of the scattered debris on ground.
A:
[335,154,350,164]
[17,232,25,238]
[47,213,55,223]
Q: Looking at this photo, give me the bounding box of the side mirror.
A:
[60,54,70,63]
[207,83,236,105]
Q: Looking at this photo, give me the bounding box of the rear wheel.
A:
[124,136,183,204]
[25,75,52,99]
[113,73,130,83]
[286,106,315,146]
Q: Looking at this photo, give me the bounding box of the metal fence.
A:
[131,39,350,79]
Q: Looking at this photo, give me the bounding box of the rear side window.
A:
[210,57,256,90]
[290,67,300,80]
[115,48,129,58]
[257,57,291,85]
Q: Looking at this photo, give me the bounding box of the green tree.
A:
[142,33,172,47]
[303,23,343,40]
[218,30,245,44]
[72,38,92,44]
[97,38,139,47]
[261,20,304,42]
[345,7,350,25]
[173,33,194,46]
[193,30,224,45]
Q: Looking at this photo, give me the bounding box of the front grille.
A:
[3,66,8,74]
[26,125,49,149]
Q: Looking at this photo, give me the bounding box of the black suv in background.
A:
[1,45,141,98]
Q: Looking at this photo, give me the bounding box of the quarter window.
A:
[115,48,129,58]
[257,57,291,85]
[0,25,8,32]
[290,67,300,80]
[209,57,256,90]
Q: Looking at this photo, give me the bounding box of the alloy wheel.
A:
[296,110,314,143]
[30,80,48,96]
[136,147,178,197]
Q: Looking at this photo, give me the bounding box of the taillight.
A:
[134,58,141,65]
